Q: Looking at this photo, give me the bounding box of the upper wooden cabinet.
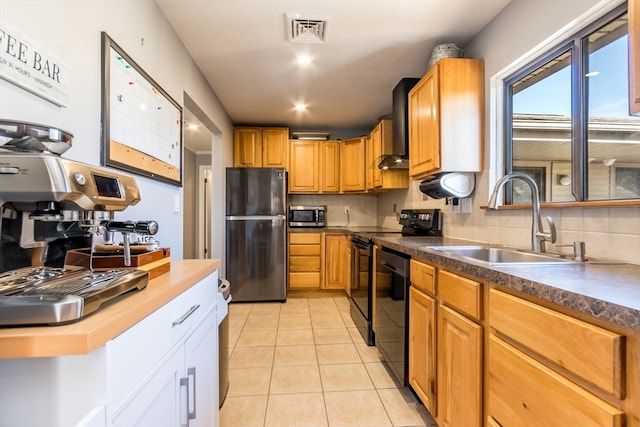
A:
[630,0,640,115]
[341,136,366,192]
[320,140,341,193]
[367,119,409,191]
[289,140,320,193]
[408,58,484,179]
[289,140,341,194]
[233,127,288,168]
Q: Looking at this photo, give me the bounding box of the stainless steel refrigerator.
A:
[225,168,287,302]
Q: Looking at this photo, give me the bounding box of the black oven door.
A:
[349,236,374,345]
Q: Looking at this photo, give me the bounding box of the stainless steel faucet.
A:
[488,172,556,253]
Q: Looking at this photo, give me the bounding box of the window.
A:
[503,4,640,204]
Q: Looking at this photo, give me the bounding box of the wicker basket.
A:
[427,43,463,69]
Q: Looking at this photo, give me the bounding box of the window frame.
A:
[490,0,638,208]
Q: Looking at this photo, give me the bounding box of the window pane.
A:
[586,13,640,200]
[511,50,575,203]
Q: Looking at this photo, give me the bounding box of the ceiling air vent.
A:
[286,14,329,44]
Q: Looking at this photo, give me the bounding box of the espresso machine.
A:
[0,120,158,325]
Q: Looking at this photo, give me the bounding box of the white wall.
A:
[0,0,233,259]
[378,0,640,265]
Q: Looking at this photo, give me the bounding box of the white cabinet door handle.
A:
[180,377,189,427]
[172,304,200,327]
[188,367,197,420]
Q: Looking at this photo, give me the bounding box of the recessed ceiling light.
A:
[188,124,199,130]
[294,103,306,112]
[297,55,312,65]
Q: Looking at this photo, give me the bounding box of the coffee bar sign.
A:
[0,21,69,107]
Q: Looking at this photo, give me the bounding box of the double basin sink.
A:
[428,245,578,266]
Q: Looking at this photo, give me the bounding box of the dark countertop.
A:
[363,233,640,332]
[288,226,400,233]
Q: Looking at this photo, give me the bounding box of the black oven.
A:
[376,246,410,385]
[349,235,374,345]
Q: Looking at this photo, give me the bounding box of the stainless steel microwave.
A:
[289,205,326,227]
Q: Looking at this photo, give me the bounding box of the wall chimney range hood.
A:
[378,77,420,169]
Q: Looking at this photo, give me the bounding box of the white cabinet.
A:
[108,272,218,427]
[111,309,216,427]
[0,270,219,427]
[111,348,183,427]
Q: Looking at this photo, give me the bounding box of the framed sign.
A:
[101,32,182,186]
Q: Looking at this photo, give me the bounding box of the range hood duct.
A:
[379,77,420,169]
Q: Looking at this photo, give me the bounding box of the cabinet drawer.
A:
[107,273,217,408]
[489,289,624,397]
[488,335,624,427]
[289,256,321,272]
[438,270,481,320]
[289,272,321,287]
[410,259,435,294]
[289,244,321,256]
[289,233,321,244]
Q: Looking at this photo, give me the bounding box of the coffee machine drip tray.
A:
[0,267,148,326]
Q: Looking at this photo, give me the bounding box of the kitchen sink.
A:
[428,246,578,266]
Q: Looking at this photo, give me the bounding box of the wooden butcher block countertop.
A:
[0,259,220,359]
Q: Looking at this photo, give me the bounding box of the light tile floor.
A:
[220,296,438,427]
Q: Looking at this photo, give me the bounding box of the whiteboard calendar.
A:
[101,32,182,186]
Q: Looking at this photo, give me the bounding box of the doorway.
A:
[183,93,225,269]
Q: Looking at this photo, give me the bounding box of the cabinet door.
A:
[630,0,640,115]
[365,133,374,191]
[437,305,482,427]
[183,310,217,427]
[262,128,288,168]
[111,349,183,427]
[321,141,341,193]
[488,334,624,427]
[409,286,437,415]
[409,69,440,178]
[341,137,366,192]
[324,234,349,290]
[233,128,262,167]
[370,123,383,188]
[289,140,320,193]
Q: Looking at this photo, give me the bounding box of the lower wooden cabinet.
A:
[288,232,352,292]
[408,260,483,427]
[405,259,639,427]
[408,286,437,414]
[437,270,483,427]
[488,333,624,427]
[437,304,483,427]
[487,288,635,427]
[288,233,322,289]
[323,233,351,291]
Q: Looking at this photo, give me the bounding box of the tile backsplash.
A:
[290,176,640,265]
[289,194,378,227]
[377,177,640,265]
